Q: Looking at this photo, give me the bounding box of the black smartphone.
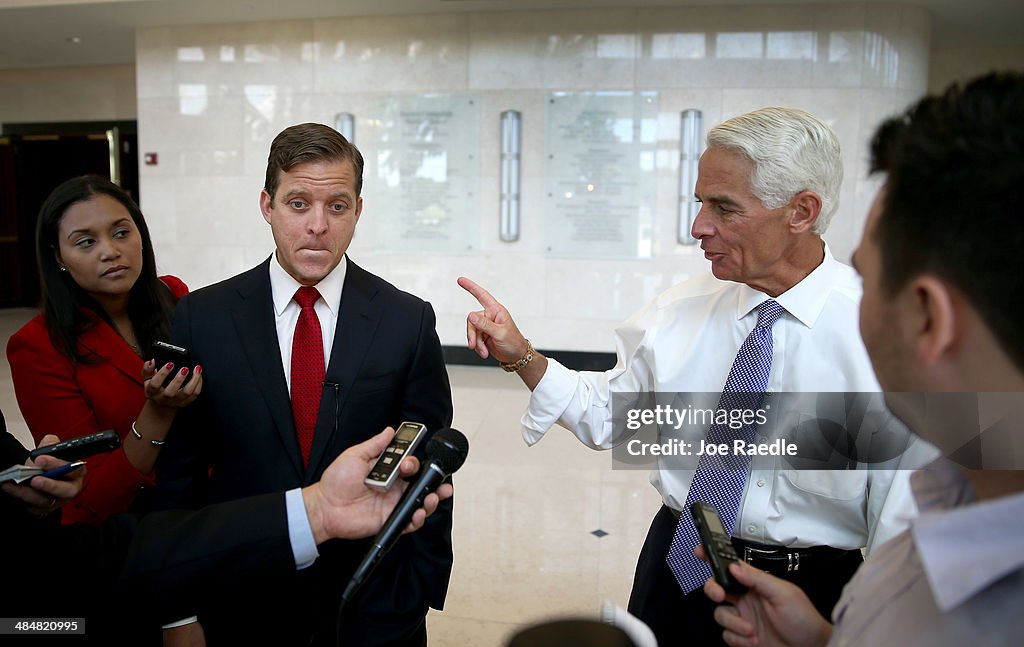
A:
[364,422,428,491]
[690,501,748,595]
[28,430,121,462]
[151,341,193,387]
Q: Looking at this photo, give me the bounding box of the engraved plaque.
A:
[545,91,658,258]
[366,94,481,253]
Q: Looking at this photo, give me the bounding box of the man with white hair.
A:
[460,107,926,645]
[702,71,1024,647]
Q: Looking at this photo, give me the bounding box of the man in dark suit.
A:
[152,123,454,646]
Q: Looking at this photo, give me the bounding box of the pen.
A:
[35,461,87,481]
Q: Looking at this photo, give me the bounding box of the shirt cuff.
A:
[521,358,578,445]
[285,487,319,569]
[162,617,198,629]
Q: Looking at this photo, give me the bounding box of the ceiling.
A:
[0,0,1021,70]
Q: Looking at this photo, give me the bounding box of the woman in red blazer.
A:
[7,175,202,525]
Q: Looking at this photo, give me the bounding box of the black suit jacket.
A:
[152,257,454,646]
[0,418,293,646]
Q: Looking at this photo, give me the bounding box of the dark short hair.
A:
[35,175,177,362]
[869,72,1024,370]
[263,123,364,200]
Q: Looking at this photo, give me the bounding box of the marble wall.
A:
[0,64,136,124]
[929,45,1024,93]
[135,4,930,352]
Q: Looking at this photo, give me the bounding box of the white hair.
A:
[707,107,843,234]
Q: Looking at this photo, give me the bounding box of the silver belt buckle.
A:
[742,545,776,565]
[743,546,800,572]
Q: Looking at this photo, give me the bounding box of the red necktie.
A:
[291,286,324,467]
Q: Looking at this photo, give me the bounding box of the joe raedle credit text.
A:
[623,403,797,457]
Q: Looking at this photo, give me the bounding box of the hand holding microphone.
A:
[301,427,455,544]
[341,426,469,608]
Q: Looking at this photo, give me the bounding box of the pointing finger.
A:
[457,276,500,309]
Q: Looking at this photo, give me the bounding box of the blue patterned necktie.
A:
[666,299,785,593]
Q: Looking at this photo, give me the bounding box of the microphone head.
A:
[426,427,469,474]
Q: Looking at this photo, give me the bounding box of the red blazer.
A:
[6,276,188,524]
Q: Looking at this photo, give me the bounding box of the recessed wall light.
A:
[66,36,81,44]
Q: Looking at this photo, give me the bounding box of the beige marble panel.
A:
[466,12,547,90]
[636,5,818,89]
[137,96,247,170]
[898,6,932,92]
[822,178,861,263]
[0,64,136,123]
[239,90,319,177]
[426,615,521,647]
[164,21,315,97]
[312,14,470,93]
[133,4,933,354]
[811,4,867,89]
[136,28,174,100]
[929,45,1024,93]
[137,176,183,250]
[469,9,640,91]
[862,5,907,89]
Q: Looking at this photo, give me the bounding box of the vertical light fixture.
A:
[499,110,521,242]
[106,127,121,186]
[334,112,355,143]
[678,109,702,245]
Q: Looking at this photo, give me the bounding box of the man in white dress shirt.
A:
[702,72,1024,647]
[460,107,927,645]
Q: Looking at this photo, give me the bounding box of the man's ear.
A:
[788,191,822,234]
[260,190,273,225]
[909,277,958,368]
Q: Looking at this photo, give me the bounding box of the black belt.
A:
[667,506,858,575]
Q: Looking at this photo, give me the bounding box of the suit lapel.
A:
[306,261,383,478]
[78,313,144,386]
[231,259,305,479]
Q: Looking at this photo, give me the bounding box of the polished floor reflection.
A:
[0,308,659,646]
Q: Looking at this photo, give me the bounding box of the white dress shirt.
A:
[523,244,934,553]
[163,254,347,628]
[269,251,347,392]
[270,251,349,565]
[829,460,1024,646]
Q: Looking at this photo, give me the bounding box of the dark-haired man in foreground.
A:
[702,72,1024,646]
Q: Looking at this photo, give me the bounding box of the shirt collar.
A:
[911,459,1024,612]
[268,252,347,317]
[734,241,839,327]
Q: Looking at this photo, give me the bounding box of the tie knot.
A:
[294,286,321,309]
[756,299,784,329]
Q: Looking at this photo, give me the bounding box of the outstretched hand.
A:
[302,428,453,544]
[696,545,833,647]
[457,276,529,364]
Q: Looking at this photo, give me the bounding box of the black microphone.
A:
[340,427,468,607]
